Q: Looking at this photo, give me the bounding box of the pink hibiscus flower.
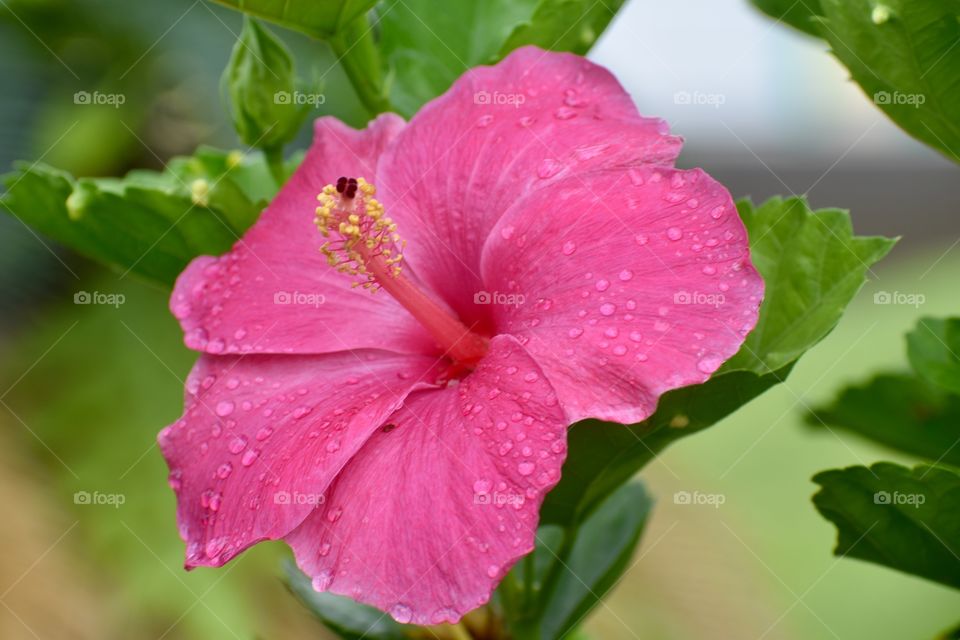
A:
[159,46,763,625]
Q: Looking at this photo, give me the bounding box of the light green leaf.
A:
[907,317,960,394]
[209,0,378,39]
[285,560,406,639]
[225,17,311,153]
[0,148,282,285]
[813,462,960,590]
[809,372,960,466]
[376,0,625,117]
[750,0,823,37]
[817,0,960,162]
[724,196,896,375]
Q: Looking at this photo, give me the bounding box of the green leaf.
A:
[225,17,311,153]
[750,0,824,37]
[285,560,406,639]
[209,0,378,39]
[907,317,960,394]
[498,0,628,56]
[536,481,653,640]
[810,372,960,466]
[1,149,276,286]
[724,196,896,375]
[376,0,625,117]
[812,462,960,590]
[817,0,960,163]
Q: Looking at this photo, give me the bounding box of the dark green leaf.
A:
[817,0,960,163]
[724,197,896,375]
[809,372,960,466]
[210,0,378,39]
[750,0,823,37]
[812,462,960,590]
[225,17,311,150]
[285,560,406,639]
[537,481,653,640]
[1,149,275,285]
[907,317,960,394]
[376,0,624,117]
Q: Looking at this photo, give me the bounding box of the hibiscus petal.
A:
[158,349,441,567]
[285,336,567,625]
[171,114,438,357]
[482,166,764,424]
[376,46,681,331]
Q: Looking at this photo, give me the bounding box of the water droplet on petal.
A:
[500,225,515,240]
[241,449,259,466]
[568,327,584,339]
[216,462,233,479]
[666,227,683,241]
[228,436,247,454]
[599,303,616,316]
[312,571,333,591]
[390,604,413,624]
[618,269,634,281]
[518,461,535,476]
[697,356,723,374]
[215,400,235,417]
[487,564,500,578]
[595,279,610,292]
[561,240,577,255]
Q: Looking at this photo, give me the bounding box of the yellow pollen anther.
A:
[313,177,404,290]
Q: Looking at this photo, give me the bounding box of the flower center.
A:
[315,177,488,366]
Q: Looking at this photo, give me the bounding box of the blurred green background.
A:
[0,0,957,638]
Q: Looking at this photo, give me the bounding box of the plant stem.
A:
[329,15,391,116]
